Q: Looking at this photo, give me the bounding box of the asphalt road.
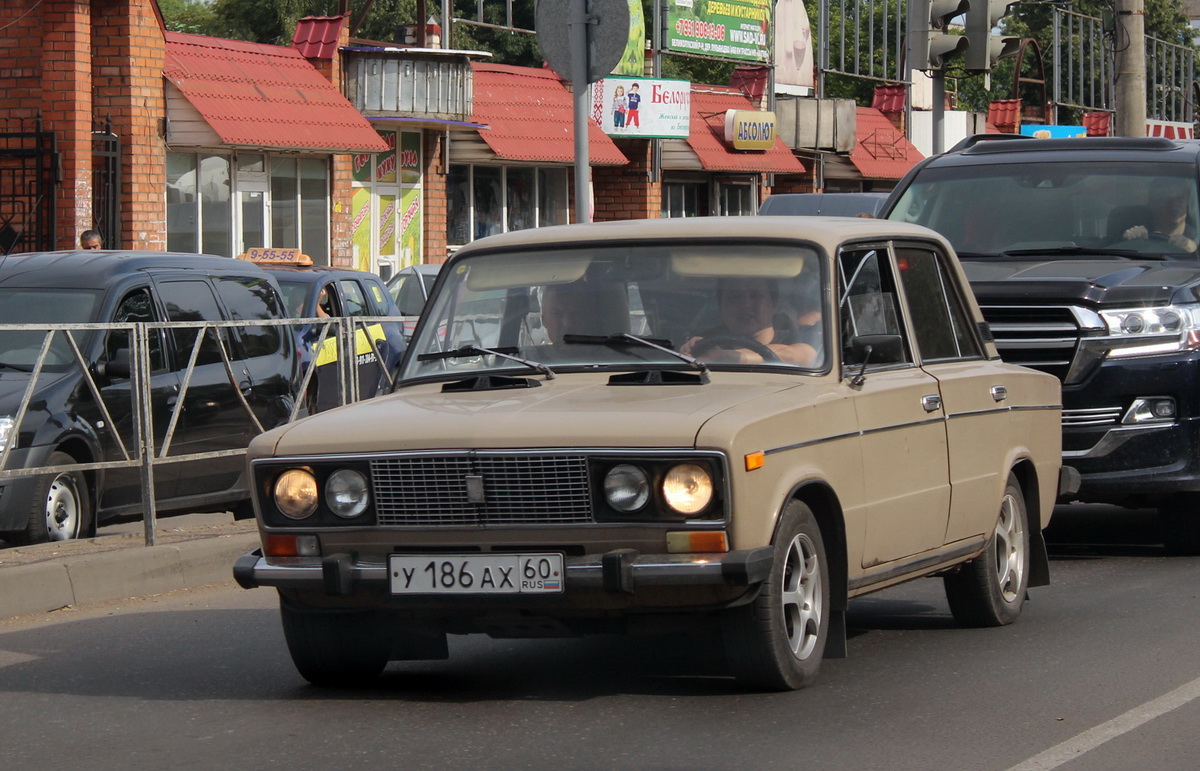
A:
[0,504,1197,770]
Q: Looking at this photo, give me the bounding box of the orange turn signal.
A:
[745,451,765,471]
[264,534,300,557]
[666,530,729,554]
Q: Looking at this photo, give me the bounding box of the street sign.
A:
[535,0,630,84]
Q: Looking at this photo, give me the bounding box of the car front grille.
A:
[1061,406,1123,428]
[978,304,1105,384]
[370,453,592,526]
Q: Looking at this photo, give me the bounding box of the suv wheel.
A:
[722,499,829,691]
[944,473,1029,627]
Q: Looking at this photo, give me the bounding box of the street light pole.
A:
[1114,0,1146,137]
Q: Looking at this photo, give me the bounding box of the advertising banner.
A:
[351,187,372,272]
[612,0,648,76]
[591,77,691,138]
[667,0,771,62]
[399,186,422,268]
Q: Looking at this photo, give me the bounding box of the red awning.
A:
[849,107,924,180]
[469,63,627,166]
[164,31,387,153]
[687,88,806,174]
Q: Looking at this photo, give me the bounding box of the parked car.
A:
[386,263,441,339]
[881,135,1200,554]
[759,192,889,218]
[0,250,298,544]
[234,216,1070,691]
[239,250,406,412]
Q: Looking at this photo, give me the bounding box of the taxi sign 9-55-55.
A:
[388,553,564,594]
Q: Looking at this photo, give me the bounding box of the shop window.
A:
[200,154,232,257]
[446,165,571,247]
[300,159,329,264]
[718,181,756,215]
[271,157,298,248]
[167,154,198,253]
[662,181,705,217]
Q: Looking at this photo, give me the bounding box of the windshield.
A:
[0,288,103,371]
[401,242,827,381]
[887,161,1200,259]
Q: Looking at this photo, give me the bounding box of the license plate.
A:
[389,553,564,595]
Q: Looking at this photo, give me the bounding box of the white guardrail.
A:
[0,316,399,545]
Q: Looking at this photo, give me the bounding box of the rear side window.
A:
[157,279,230,367]
[339,280,369,316]
[214,276,285,357]
[895,247,983,363]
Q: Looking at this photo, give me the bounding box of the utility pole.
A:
[1114,0,1146,137]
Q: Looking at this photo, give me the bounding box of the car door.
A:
[336,277,393,400]
[839,244,952,567]
[893,243,1006,545]
[154,277,257,498]
[95,285,181,510]
[212,275,296,432]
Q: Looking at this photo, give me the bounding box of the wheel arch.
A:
[1009,457,1050,588]
[784,480,848,614]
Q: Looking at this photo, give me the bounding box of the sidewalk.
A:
[0,512,260,620]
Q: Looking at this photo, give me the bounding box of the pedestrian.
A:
[79,229,103,250]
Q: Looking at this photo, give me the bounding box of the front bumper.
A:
[233,546,774,596]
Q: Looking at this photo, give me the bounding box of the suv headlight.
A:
[0,416,12,453]
[1099,304,1200,357]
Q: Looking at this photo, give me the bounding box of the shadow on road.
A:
[1044,503,1167,559]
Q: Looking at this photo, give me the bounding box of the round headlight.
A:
[326,469,370,519]
[274,468,318,520]
[662,463,714,515]
[1120,313,1145,334]
[1159,310,1183,333]
[604,464,650,512]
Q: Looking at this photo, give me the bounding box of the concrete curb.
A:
[0,533,260,620]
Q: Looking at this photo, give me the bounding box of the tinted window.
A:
[339,280,369,316]
[895,247,983,362]
[214,276,285,358]
[0,288,102,371]
[107,287,166,372]
[157,280,229,367]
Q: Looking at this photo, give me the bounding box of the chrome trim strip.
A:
[848,538,986,592]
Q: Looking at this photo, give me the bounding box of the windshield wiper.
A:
[562,333,710,381]
[998,245,1167,260]
[417,345,556,380]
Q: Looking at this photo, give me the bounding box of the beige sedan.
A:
[235,216,1073,691]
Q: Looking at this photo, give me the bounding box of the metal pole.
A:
[1114,0,1146,137]
[932,71,944,155]
[571,0,593,223]
[135,323,159,546]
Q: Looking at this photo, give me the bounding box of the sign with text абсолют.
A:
[667,0,771,62]
[591,77,691,138]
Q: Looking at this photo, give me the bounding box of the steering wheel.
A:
[690,335,779,362]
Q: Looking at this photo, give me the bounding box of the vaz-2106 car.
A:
[235,217,1072,691]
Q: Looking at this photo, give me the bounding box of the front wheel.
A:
[279,600,392,686]
[10,451,93,545]
[722,500,829,691]
[943,473,1029,627]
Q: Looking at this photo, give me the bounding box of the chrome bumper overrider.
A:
[233,547,774,596]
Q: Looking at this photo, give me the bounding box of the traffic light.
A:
[963,0,1021,72]
[908,0,969,72]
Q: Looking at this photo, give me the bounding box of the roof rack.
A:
[946,134,1032,153]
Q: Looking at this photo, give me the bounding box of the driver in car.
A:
[680,277,820,366]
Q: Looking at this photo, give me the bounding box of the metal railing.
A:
[0,316,400,546]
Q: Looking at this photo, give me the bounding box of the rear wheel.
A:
[722,500,829,691]
[944,473,1029,627]
[1159,494,1200,556]
[10,451,92,545]
[280,600,392,686]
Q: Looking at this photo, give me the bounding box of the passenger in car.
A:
[680,277,820,365]
[540,280,628,346]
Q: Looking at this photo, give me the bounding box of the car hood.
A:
[961,258,1200,306]
[0,369,71,414]
[251,373,801,456]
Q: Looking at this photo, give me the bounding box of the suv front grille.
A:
[1062,406,1123,427]
[370,453,592,526]
[978,305,1104,384]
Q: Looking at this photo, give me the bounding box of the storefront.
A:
[162,31,387,263]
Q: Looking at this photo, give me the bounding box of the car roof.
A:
[451,215,947,258]
[929,136,1200,168]
[0,250,268,289]
[262,265,384,284]
[759,193,889,217]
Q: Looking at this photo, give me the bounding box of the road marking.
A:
[1009,675,1200,770]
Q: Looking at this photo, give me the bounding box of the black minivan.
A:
[0,251,298,544]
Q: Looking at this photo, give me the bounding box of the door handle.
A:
[921,394,942,412]
[991,385,1008,402]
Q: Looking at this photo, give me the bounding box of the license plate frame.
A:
[389,553,565,595]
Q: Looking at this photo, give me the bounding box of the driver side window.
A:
[837,246,912,369]
[106,288,165,372]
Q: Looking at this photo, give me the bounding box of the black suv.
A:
[879,136,1200,553]
[0,251,298,544]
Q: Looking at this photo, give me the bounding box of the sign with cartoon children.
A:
[591,77,691,138]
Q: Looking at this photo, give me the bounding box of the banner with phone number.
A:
[667,0,771,62]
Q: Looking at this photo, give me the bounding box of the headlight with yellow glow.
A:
[273,468,319,520]
[662,463,714,515]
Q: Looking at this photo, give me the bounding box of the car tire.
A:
[1159,494,1200,556]
[10,451,92,545]
[280,600,391,686]
[943,473,1029,627]
[721,499,829,691]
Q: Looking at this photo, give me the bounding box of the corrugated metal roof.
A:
[1083,111,1112,137]
[469,63,627,166]
[872,84,906,114]
[849,107,924,180]
[688,88,806,174]
[164,31,386,153]
[293,15,344,60]
[988,99,1021,131]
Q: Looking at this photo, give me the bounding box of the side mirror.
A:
[100,348,132,380]
[848,334,904,386]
